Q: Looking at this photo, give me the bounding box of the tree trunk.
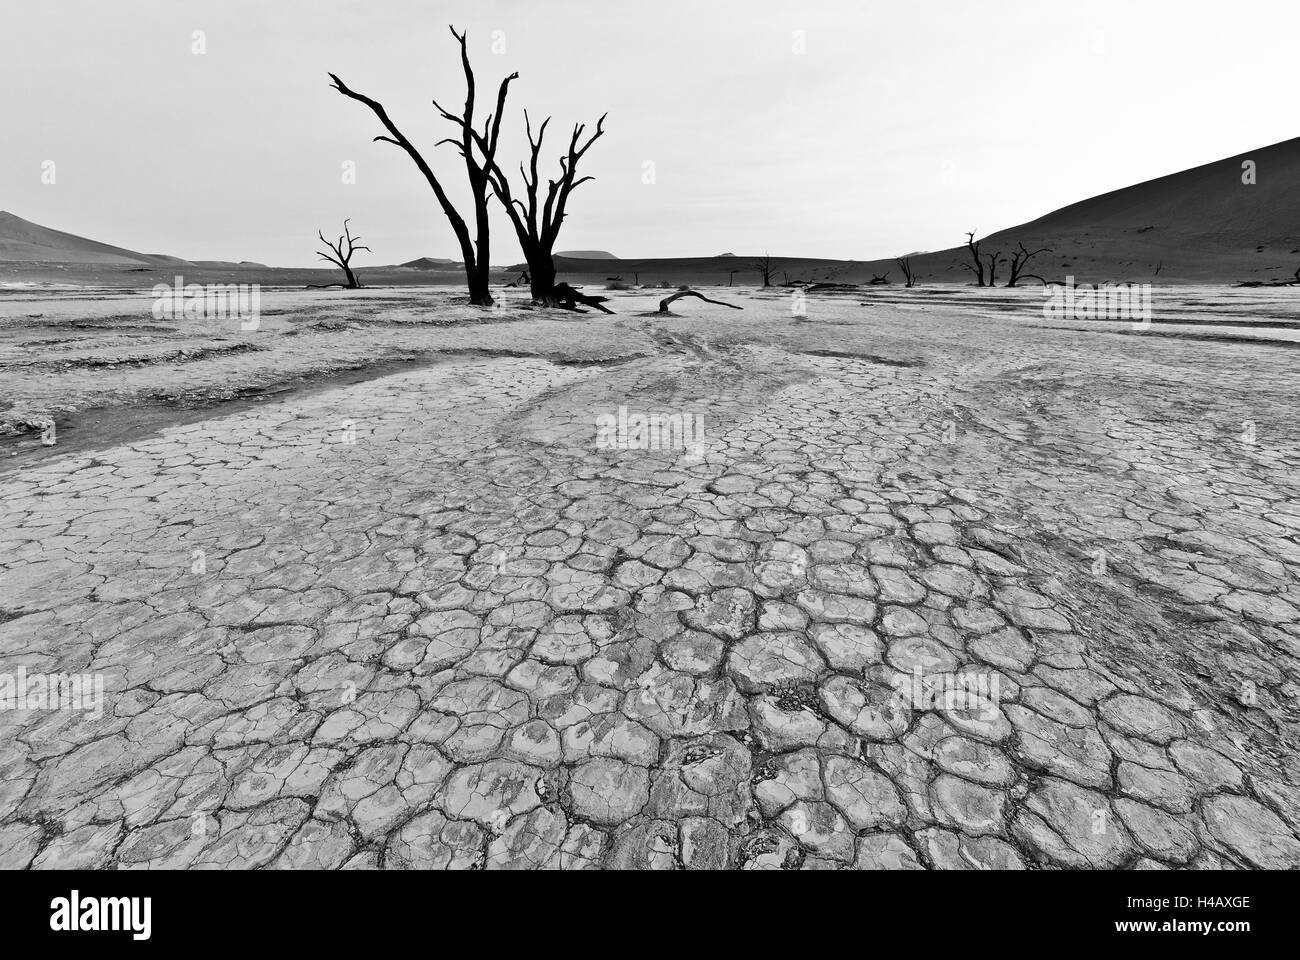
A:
[466,257,494,306]
[529,257,557,304]
[343,265,361,290]
[469,195,494,306]
[467,275,493,306]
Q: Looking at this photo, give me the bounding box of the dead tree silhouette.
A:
[960,231,986,287]
[658,290,744,313]
[754,253,779,287]
[436,98,608,306]
[984,249,1003,287]
[315,219,370,289]
[329,27,516,306]
[553,282,614,313]
[897,257,918,288]
[1006,243,1051,287]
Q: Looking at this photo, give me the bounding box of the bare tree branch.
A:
[963,231,986,287]
[985,250,1003,287]
[435,91,608,305]
[1006,242,1052,287]
[658,290,744,313]
[329,26,515,305]
[315,218,369,289]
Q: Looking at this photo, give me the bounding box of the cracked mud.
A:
[2,287,1299,870]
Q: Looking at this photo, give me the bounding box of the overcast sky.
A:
[4,0,1297,266]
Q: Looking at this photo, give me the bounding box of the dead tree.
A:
[329,28,516,305]
[897,257,917,288]
[754,253,779,287]
[315,219,370,289]
[728,269,739,286]
[984,250,1003,287]
[960,231,986,287]
[1006,243,1051,287]
[869,272,891,285]
[658,290,744,313]
[553,282,614,313]
[437,99,608,306]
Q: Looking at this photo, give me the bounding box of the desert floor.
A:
[1,284,1298,869]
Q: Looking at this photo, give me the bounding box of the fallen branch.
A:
[658,290,744,313]
[553,281,615,314]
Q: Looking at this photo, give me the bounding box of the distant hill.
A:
[987,138,1299,252]
[5,136,1297,285]
[956,135,1300,283]
[0,210,190,266]
[547,137,1300,286]
[398,256,462,269]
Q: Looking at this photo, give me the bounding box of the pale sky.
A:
[4,0,1297,266]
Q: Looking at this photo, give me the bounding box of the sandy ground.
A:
[1,284,1298,869]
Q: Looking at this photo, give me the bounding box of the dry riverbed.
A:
[1,284,1298,869]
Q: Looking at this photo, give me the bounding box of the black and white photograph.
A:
[0,0,1293,937]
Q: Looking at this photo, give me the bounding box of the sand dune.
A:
[0,211,190,267]
[964,136,1300,284]
[555,137,1300,286]
[994,137,1298,250]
